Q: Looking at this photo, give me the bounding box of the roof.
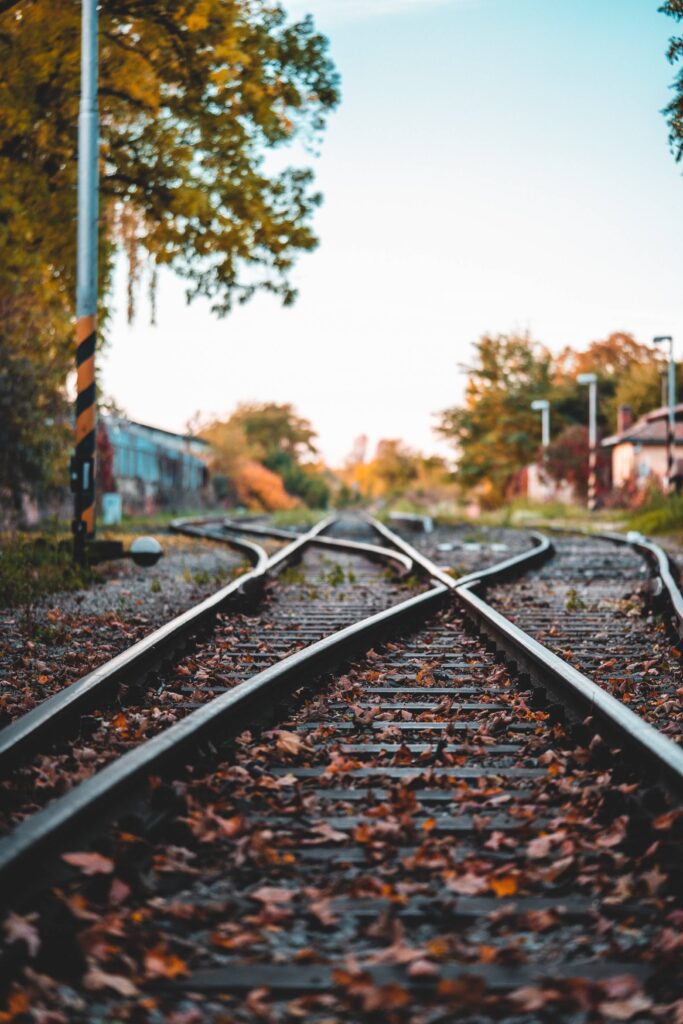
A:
[602,404,683,448]
[103,415,209,449]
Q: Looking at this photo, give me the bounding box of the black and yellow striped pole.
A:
[70,0,99,564]
[578,372,598,511]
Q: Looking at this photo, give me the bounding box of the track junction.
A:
[0,514,681,1022]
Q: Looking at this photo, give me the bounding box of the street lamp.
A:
[653,335,676,494]
[578,373,598,511]
[530,400,550,448]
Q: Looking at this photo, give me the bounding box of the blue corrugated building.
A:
[103,416,210,512]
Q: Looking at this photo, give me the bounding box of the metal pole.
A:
[588,380,597,511]
[71,0,99,564]
[541,405,550,448]
[667,338,676,494]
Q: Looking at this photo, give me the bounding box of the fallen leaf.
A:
[83,969,139,996]
[109,878,131,906]
[490,874,518,897]
[3,912,40,957]
[62,851,114,875]
[527,834,552,859]
[250,886,295,905]
[274,730,304,756]
[510,985,550,1011]
[407,958,439,977]
[598,995,653,1020]
[144,946,188,979]
[447,873,489,896]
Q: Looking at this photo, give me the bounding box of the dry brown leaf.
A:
[62,851,114,875]
[3,912,40,957]
[83,969,139,997]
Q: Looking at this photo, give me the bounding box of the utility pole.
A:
[70,0,99,564]
[653,336,676,494]
[578,373,598,511]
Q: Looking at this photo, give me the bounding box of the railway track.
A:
[0,516,681,1022]
[487,531,683,742]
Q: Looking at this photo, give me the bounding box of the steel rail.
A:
[0,520,556,894]
[0,583,449,895]
[367,514,553,588]
[0,517,335,771]
[168,518,269,570]
[369,517,683,792]
[548,525,683,640]
[190,516,415,575]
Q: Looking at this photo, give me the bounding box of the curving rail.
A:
[373,516,683,792]
[0,517,547,896]
[0,514,680,1015]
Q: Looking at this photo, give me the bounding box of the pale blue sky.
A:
[102,0,683,464]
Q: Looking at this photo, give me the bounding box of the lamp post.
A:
[70,0,99,564]
[653,336,676,494]
[578,373,598,511]
[531,399,550,448]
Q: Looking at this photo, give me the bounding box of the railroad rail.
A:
[0,515,680,1021]
[487,529,683,751]
[0,515,413,773]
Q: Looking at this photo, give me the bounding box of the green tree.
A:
[436,333,553,506]
[262,450,330,508]
[0,289,71,521]
[0,0,340,317]
[552,333,665,432]
[661,0,683,163]
[613,360,670,424]
[372,440,419,496]
[230,402,318,460]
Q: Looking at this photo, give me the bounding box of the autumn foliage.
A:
[437,331,670,507]
[199,402,328,511]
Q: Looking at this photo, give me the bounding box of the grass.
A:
[271,508,328,529]
[182,564,247,588]
[105,507,228,533]
[626,493,683,537]
[0,534,92,627]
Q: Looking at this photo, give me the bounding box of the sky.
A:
[101,0,683,466]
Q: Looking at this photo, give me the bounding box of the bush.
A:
[627,492,683,535]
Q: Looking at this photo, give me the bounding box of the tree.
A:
[661,0,683,164]
[0,289,71,521]
[199,401,328,508]
[199,417,297,511]
[613,360,669,423]
[436,333,554,507]
[230,402,318,460]
[262,450,330,508]
[372,440,419,496]
[552,333,665,431]
[0,0,340,318]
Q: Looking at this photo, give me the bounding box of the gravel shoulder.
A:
[0,533,247,726]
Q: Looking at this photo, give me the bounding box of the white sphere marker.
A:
[130,536,163,567]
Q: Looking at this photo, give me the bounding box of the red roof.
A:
[602,404,683,448]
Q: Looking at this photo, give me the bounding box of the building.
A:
[102,416,210,514]
[602,404,683,490]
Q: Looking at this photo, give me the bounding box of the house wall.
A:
[612,443,667,488]
[525,463,576,503]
